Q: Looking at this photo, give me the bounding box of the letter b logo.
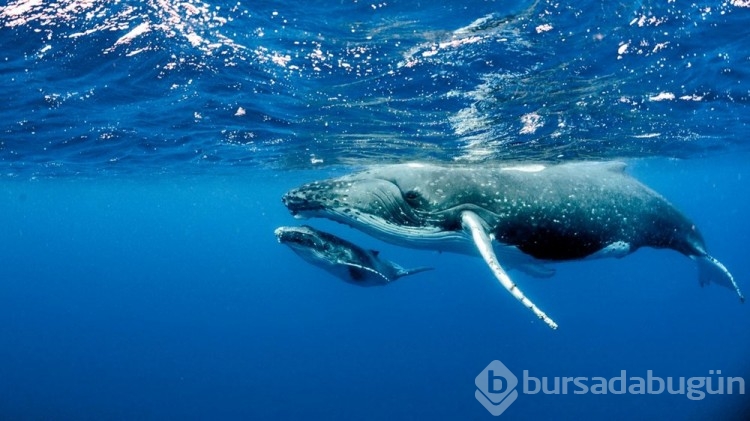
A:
[475,360,519,416]
[488,370,508,393]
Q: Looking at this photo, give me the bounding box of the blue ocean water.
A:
[1,0,749,420]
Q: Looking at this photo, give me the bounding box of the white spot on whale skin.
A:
[406,162,427,168]
[501,164,546,173]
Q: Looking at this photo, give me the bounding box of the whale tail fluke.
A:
[694,255,744,303]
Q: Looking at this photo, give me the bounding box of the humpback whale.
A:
[282,162,744,329]
[275,225,432,286]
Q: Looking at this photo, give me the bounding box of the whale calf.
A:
[282,162,744,329]
[275,225,432,287]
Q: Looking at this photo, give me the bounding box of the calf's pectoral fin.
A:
[460,211,559,330]
[693,255,744,303]
[345,263,389,283]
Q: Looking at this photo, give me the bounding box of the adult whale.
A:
[282,162,744,329]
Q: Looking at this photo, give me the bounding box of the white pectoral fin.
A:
[342,262,391,283]
[461,211,559,330]
[694,255,745,303]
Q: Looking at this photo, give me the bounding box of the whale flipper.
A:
[342,261,431,283]
[694,255,745,302]
[461,210,559,330]
[343,262,389,283]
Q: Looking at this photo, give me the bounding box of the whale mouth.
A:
[274,226,300,243]
[273,227,285,242]
[281,190,325,217]
[275,226,322,250]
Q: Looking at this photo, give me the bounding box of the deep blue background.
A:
[1,157,748,420]
[1,0,749,419]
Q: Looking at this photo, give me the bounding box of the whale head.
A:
[274,225,330,253]
[281,163,475,250]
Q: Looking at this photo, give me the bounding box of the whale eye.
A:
[404,190,421,203]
